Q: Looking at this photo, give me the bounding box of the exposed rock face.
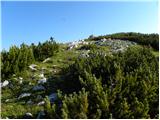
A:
[67,40,89,50]
[94,39,137,52]
[67,38,136,53]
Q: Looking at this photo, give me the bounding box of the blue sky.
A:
[1,1,158,50]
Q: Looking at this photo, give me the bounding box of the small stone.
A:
[1,80,9,88]
[5,99,10,102]
[39,73,44,78]
[42,58,51,63]
[29,64,37,71]
[24,112,33,119]
[38,77,47,84]
[13,74,16,77]
[27,100,34,105]
[19,80,23,84]
[18,93,31,99]
[37,101,45,106]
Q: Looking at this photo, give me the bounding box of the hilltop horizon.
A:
[2,31,159,51]
[2,1,158,50]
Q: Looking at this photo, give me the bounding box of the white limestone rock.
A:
[19,80,23,84]
[25,112,33,116]
[37,101,45,106]
[39,73,44,78]
[29,64,37,71]
[13,74,16,77]
[24,112,33,119]
[101,38,107,42]
[19,77,23,84]
[42,58,51,63]
[38,77,47,84]
[1,80,9,88]
[18,93,31,99]
[5,99,10,102]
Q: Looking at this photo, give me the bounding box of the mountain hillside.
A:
[1,32,159,119]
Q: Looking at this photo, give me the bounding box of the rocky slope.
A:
[1,37,158,119]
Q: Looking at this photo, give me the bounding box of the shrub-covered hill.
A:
[86,32,159,50]
[1,32,159,119]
